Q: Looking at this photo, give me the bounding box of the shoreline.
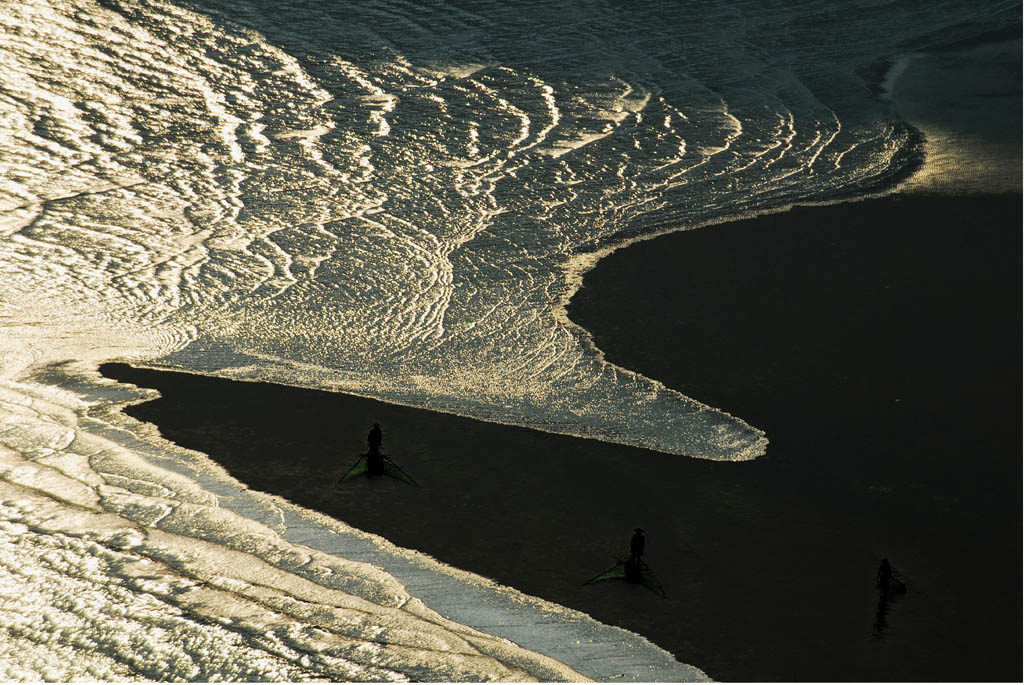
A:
[102,191,1021,681]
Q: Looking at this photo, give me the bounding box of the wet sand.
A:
[102,192,1021,681]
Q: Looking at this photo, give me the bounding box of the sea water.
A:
[0,0,1017,679]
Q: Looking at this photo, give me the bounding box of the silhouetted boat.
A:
[338,453,419,486]
[584,557,666,597]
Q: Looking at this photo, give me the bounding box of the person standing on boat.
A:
[629,528,646,563]
[367,423,383,474]
[876,558,894,593]
[625,528,646,582]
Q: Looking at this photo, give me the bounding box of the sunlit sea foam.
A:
[5,0,965,461]
[1,0,1017,678]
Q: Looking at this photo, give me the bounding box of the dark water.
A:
[568,193,1023,681]
[106,193,1022,682]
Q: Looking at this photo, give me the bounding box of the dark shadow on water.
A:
[102,194,1021,682]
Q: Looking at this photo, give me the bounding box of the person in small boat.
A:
[367,423,383,474]
[876,558,893,593]
[625,528,646,582]
[629,528,646,563]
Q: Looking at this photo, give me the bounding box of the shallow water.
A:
[2,0,1020,679]
[104,193,1023,682]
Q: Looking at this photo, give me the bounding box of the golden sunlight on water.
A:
[902,126,1022,194]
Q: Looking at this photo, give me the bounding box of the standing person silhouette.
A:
[630,528,646,563]
[626,528,646,582]
[876,558,893,594]
[367,423,383,475]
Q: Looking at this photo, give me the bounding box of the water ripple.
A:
[1,0,970,459]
